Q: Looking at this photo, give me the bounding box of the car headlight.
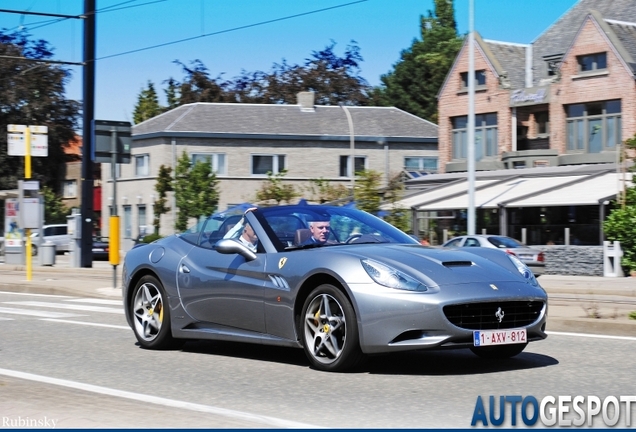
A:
[361,259,428,292]
[507,254,538,285]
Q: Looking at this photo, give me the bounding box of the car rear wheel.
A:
[301,284,364,372]
[470,342,527,359]
[131,275,180,349]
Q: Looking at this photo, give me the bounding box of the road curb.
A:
[547,317,636,337]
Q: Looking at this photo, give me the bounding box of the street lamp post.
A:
[340,104,355,195]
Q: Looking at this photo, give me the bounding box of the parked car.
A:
[122,205,548,372]
[31,224,71,256]
[442,235,545,276]
[92,237,109,260]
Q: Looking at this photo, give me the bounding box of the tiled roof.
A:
[606,19,636,73]
[483,40,528,89]
[133,103,438,140]
[532,0,636,85]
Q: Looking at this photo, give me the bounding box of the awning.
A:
[389,169,630,212]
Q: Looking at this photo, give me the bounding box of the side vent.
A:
[443,261,473,268]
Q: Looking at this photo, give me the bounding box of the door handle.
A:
[180,264,190,273]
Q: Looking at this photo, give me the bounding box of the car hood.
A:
[329,243,533,288]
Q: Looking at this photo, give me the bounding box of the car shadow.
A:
[360,349,558,376]
[173,340,558,375]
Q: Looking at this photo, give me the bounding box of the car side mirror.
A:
[214,238,257,261]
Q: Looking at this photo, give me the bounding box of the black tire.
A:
[130,275,180,349]
[300,284,364,372]
[470,343,527,359]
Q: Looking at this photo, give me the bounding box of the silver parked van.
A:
[31,224,71,255]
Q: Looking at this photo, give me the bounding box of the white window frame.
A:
[134,154,150,177]
[404,157,438,173]
[62,180,77,198]
[339,155,367,177]
[251,154,286,176]
[192,152,227,175]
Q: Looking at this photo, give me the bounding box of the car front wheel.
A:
[301,284,364,372]
[470,342,527,359]
[131,275,179,349]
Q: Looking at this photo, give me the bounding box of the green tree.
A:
[164,77,180,111]
[173,151,219,231]
[133,81,163,124]
[306,178,349,203]
[41,185,71,224]
[371,0,462,122]
[153,164,173,235]
[0,30,80,193]
[354,170,382,214]
[382,174,411,232]
[255,170,298,205]
[603,186,636,274]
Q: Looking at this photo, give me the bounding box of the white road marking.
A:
[0,368,319,429]
[0,317,14,321]
[64,299,122,306]
[0,307,84,318]
[40,318,129,330]
[546,330,636,341]
[0,291,74,298]
[3,301,123,314]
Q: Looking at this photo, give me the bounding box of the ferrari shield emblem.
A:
[278,257,287,269]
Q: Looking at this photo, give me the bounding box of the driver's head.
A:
[308,220,330,243]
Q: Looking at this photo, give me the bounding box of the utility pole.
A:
[80,0,96,267]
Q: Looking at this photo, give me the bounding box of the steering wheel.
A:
[344,233,363,244]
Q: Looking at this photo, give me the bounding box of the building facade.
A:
[438,0,636,173]
[398,0,636,245]
[101,93,438,248]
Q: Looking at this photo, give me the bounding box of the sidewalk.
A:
[0,256,635,337]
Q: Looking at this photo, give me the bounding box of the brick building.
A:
[396,0,636,245]
[438,0,636,172]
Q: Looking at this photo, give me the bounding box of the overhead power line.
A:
[97,0,368,61]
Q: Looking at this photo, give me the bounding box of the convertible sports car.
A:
[122,204,548,372]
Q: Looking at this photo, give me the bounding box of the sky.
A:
[0,0,580,123]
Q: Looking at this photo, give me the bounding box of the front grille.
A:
[443,301,544,330]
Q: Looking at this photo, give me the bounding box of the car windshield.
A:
[487,236,524,248]
[180,204,418,251]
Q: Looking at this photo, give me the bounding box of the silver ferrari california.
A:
[122,204,548,372]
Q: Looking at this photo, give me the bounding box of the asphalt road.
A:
[0,290,634,428]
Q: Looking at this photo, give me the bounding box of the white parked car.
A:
[442,235,545,276]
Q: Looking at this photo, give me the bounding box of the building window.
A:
[63,180,77,198]
[109,164,121,179]
[577,52,607,72]
[137,205,147,237]
[404,157,438,173]
[134,154,149,177]
[460,70,486,88]
[566,100,621,153]
[123,205,132,239]
[536,112,549,136]
[451,113,498,161]
[543,54,563,77]
[252,154,285,175]
[192,153,227,175]
[339,156,366,177]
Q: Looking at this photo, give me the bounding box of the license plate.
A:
[473,328,527,346]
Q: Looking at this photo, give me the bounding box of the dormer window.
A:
[460,70,486,88]
[577,52,606,72]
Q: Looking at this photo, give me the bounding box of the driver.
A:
[301,217,332,246]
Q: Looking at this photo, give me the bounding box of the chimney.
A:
[297,91,315,112]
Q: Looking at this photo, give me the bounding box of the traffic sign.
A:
[6,124,48,157]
